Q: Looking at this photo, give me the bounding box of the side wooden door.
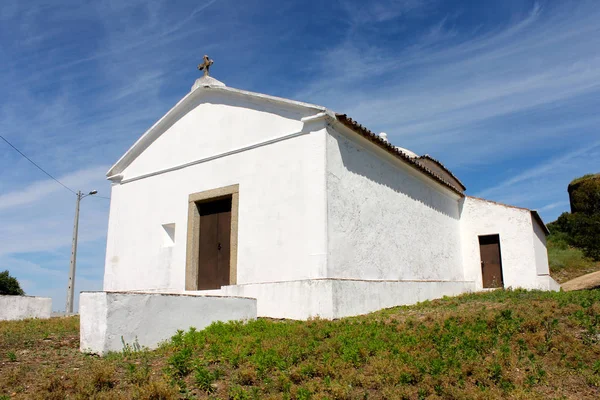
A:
[479,234,504,288]
[197,198,232,290]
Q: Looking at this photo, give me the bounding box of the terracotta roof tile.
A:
[335,113,465,195]
[415,155,466,191]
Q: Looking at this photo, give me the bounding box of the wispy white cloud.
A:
[0,0,231,309]
[537,201,569,213]
[476,141,600,199]
[339,0,434,24]
[295,0,600,220]
[0,166,108,211]
[0,165,110,257]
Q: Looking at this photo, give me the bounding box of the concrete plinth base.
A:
[79,291,256,355]
[0,295,52,321]
[536,275,561,291]
[190,279,477,320]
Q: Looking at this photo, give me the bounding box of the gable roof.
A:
[415,155,466,191]
[106,81,464,197]
[335,114,466,195]
[106,83,325,179]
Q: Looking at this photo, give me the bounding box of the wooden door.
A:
[479,234,504,288]
[197,198,232,290]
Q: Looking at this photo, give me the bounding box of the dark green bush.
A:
[549,174,600,261]
[569,213,600,260]
[0,270,25,296]
[568,174,600,215]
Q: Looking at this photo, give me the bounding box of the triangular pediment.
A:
[107,84,325,181]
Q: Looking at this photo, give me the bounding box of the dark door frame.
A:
[185,184,239,290]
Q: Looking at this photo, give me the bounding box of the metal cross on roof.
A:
[198,55,214,77]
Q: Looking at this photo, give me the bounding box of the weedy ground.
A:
[1,289,599,399]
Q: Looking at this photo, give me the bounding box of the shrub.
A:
[194,365,217,393]
[568,173,600,215]
[548,173,600,261]
[0,270,25,295]
[569,213,600,260]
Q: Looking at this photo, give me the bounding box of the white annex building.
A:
[80,68,559,353]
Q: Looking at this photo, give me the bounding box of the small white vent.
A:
[162,223,176,246]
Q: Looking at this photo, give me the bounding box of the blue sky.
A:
[1,0,599,311]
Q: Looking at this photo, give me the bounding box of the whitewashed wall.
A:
[80,291,256,355]
[104,97,328,291]
[532,217,551,276]
[325,127,465,282]
[0,296,52,321]
[460,197,552,290]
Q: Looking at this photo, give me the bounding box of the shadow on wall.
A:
[332,131,460,220]
[533,215,546,245]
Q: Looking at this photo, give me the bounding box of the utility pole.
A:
[65,190,97,313]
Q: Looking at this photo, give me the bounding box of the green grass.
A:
[547,233,599,283]
[1,289,600,399]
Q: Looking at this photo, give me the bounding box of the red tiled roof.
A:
[335,113,465,195]
[415,155,466,191]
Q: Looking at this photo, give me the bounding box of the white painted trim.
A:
[119,129,308,184]
[322,126,330,280]
[107,174,123,183]
[206,278,477,287]
[107,84,326,178]
[301,111,332,123]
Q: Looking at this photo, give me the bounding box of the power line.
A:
[1,134,77,195]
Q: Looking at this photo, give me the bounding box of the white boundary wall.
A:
[0,295,52,321]
[80,292,256,355]
[190,279,475,320]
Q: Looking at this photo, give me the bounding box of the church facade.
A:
[99,74,559,321]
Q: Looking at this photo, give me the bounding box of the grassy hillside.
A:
[547,233,600,283]
[1,289,600,399]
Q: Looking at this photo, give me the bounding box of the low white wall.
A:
[0,295,52,321]
[80,292,256,355]
[331,279,476,318]
[193,278,475,320]
[536,275,561,291]
[216,280,334,319]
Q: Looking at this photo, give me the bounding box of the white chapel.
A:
[80,61,559,353]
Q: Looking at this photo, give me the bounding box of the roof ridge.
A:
[416,154,466,190]
[335,114,465,195]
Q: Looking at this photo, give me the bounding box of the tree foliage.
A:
[549,173,600,261]
[568,174,600,215]
[0,270,25,296]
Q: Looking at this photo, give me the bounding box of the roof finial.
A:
[197,55,214,77]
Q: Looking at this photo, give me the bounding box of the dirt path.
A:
[561,270,600,291]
